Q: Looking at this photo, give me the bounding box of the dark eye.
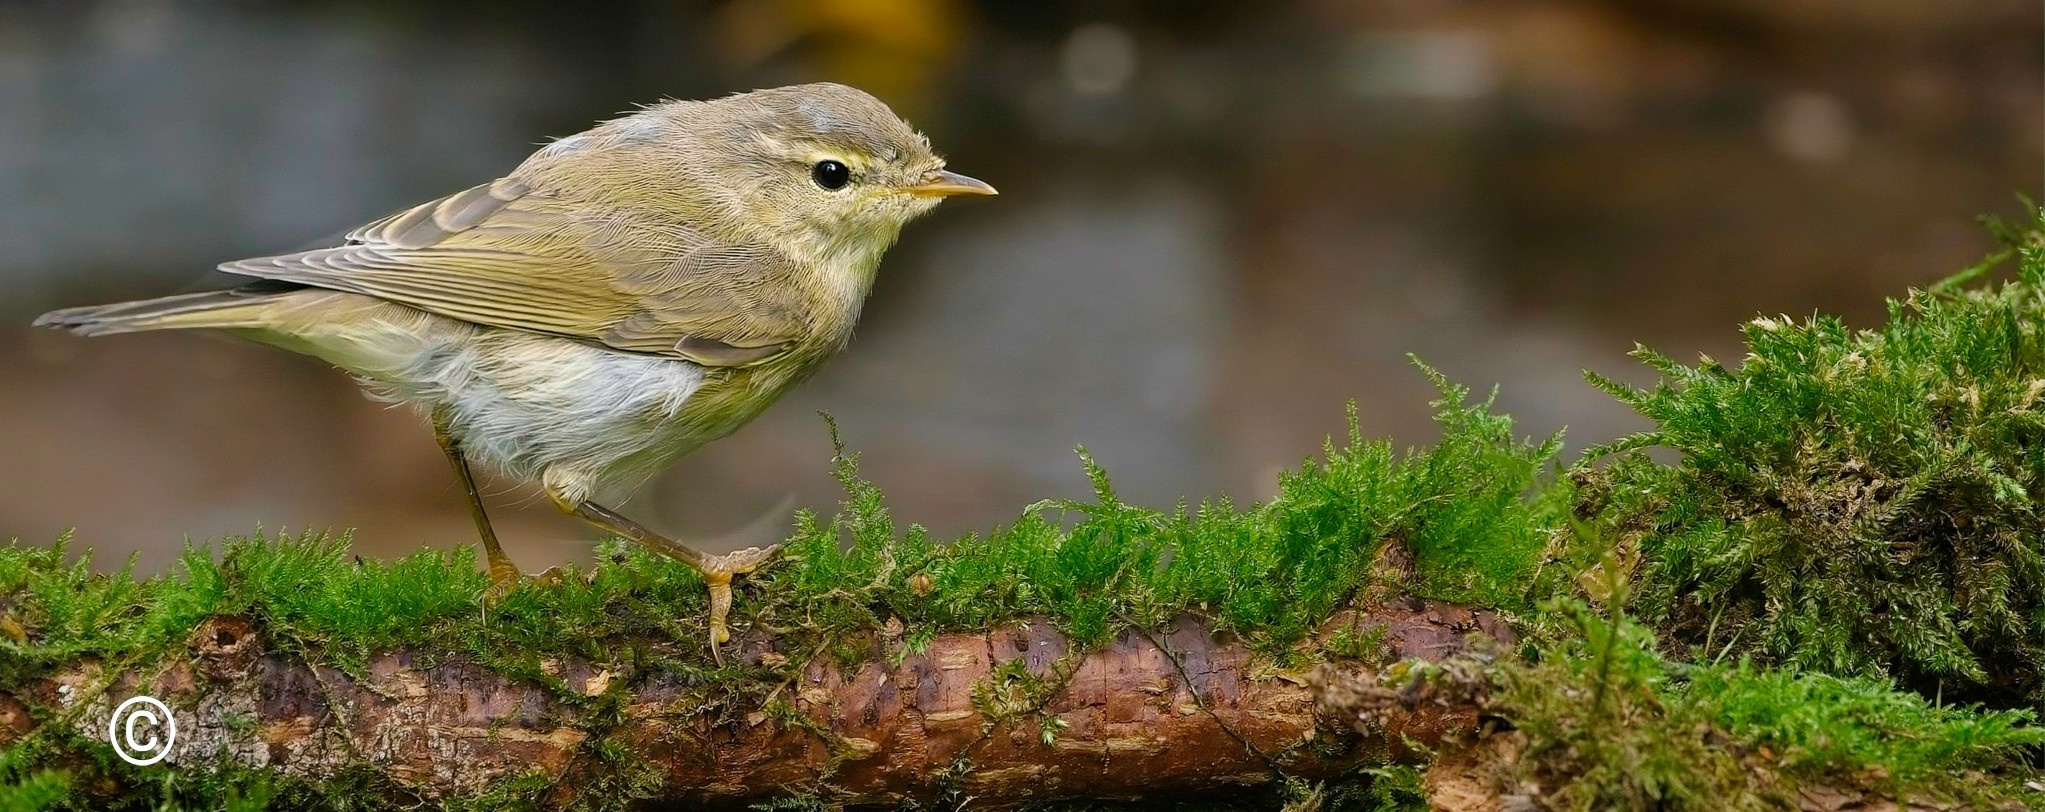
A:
[811,160,851,191]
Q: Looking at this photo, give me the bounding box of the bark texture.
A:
[4,600,1511,808]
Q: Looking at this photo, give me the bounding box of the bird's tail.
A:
[34,285,296,337]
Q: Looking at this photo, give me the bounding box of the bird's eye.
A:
[811,160,851,191]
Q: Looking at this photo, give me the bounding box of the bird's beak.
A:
[902,169,998,198]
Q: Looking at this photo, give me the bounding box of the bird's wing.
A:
[218,178,807,366]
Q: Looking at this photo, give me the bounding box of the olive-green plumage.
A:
[35,83,995,662]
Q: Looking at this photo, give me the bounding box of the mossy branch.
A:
[10,213,2045,809]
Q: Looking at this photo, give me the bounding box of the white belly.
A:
[258,294,711,499]
[405,330,710,492]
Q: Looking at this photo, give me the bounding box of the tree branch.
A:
[8,601,1512,808]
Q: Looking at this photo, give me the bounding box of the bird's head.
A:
[600,83,995,270]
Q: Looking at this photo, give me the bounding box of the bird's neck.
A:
[782,225,899,347]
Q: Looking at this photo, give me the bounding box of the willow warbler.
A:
[36,83,995,663]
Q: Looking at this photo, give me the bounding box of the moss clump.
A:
[1581,215,2045,703]
[1491,596,2045,811]
[0,530,719,691]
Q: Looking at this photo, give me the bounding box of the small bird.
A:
[36,83,995,663]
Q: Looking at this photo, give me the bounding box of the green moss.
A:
[1685,663,2045,788]
[0,537,203,684]
[1325,621,1392,664]
[0,746,72,812]
[1582,211,2045,703]
[1360,768,1429,812]
[1494,596,2045,811]
[766,365,1560,660]
[0,727,283,812]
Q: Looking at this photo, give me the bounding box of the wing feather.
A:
[219,179,803,366]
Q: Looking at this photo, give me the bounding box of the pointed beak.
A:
[902,169,998,198]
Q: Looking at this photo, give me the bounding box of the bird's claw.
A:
[707,543,784,576]
[698,543,785,667]
[482,563,590,607]
[482,559,525,602]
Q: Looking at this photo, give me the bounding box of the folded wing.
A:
[218,178,804,366]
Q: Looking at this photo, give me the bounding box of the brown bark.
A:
[6,600,1512,808]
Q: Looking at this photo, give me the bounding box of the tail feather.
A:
[35,285,297,337]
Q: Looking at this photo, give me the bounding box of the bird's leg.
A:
[431,409,520,589]
[546,489,780,666]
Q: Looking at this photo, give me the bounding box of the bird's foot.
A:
[693,544,784,667]
[530,565,583,587]
[545,490,786,666]
[480,556,593,601]
[480,555,524,601]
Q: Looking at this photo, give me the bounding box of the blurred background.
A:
[2,0,2039,572]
